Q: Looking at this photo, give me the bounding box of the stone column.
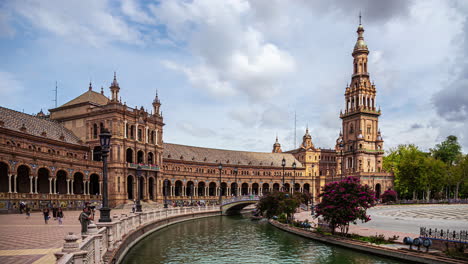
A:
[34,177,38,194]
[14,175,17,193]
[8,174,12,193]
[49,178,52,194]
[194,186,198,197]
[29,176,33,194]
[205,187,208,197]
[99,181,102,195]
[66,179,70,194]
[227,187,230,196]
[259,187,263,196]
[54,178,57,194]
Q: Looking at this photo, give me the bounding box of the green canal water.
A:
[122,215,406,264]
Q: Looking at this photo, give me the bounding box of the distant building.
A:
[0,22,392,211]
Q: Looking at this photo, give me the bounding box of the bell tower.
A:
[109,72,120,102]
[338,20,384,176]
[272,136,282,153]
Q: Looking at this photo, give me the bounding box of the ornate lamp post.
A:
[136,165,142,212]
[218,163,223,205]
[281,157,286,191]
[190,183,194,205]
[292,161,297,193]
[233,167,238,197]
[98,128,112,222]
[163,179,169,208]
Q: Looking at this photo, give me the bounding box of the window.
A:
[349,124,354,134]
[367,126,371,134]
[93,124,98,139]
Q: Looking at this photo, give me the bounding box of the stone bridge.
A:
[221,195,260,215]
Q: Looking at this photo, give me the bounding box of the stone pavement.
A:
[0,209,128,264]
[295,204,468,243]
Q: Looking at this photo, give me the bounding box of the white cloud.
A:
[0,71,24,106]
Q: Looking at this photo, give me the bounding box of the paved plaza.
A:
[295,204,468,243]
[0,209,128,264]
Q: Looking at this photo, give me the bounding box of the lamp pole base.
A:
[136,201,142,212]
[99,207,112,222]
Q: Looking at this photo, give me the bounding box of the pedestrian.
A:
[19,202,25,214]
[42,207,50,224]
[52,206,58,220]
[57,208,64,225]
[25,205,31,219]
[79,207,93,235]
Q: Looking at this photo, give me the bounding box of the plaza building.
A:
[0,22,392,211]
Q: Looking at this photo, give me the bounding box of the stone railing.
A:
[221,195,260,205]
[55,206,220,264]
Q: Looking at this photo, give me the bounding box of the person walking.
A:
[25,205,31,219]
[79,207,93,235]
[42,207,50,224]
[57,208,64,225]
[52,206,58,220]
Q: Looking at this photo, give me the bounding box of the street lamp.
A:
[233,167,238,197]
[292,161,297,193]
[163,179,169,208]
[136,165,142,212]
[281,157,286,191]
[98,128,112,222]
[218,163,223,205]
[190,183,194,205]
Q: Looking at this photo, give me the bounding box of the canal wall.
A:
[269,220,467,264]
[54,206,221,264]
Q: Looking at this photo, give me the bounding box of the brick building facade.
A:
[0,22,393,211]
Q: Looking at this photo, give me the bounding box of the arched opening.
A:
[127,175,134,199]
[139,176,145,200]
[0,162,9,192]
[147,152,154,164]
[294,183,301,192]
[187,181,194,197]
[175,180,183,196]
[56,170,67,194]
[73,173,84,194]
[241,183,248,195]
[149,177,154,200]
[16,165,30,193]
[375,183,382,199]
[90,174,100,195]
[163,180,171,196]
[93,146,102,161]
[262,183,270,195]
[137,150,144,164]
[130,125,135,139]
[303,183,310,193]
[93,123,98,139]
[252,183,259,195]
[273,183,280,191]
[221,182,227,196]
[150,131,155,144]
[126,148,134,163]
[230,182,237,196]
[284,183,291,193]
[209,182,216,196]
[197,182,205,196]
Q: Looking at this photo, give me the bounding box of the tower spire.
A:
[359,11,362,25]
[109,72,120,102]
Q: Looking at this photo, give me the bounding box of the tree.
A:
[257,191,301,220]
[315,177,376,235]
[430,135,462,166]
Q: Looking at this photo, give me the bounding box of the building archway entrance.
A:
[127,175,134,200]
[303,183,310,194]
[241,183,248,195]
[90,174,99,195]
[262,183,270,195]
[197,182,205,196]
[252,183,259,195]
[221,182,227,196]
[284,183,291,193]
[0,162,9,193]
[37,168,49,194]
[17,165,30,193]
[73,172,84,194]
[209,182,216,196]
[375,183,381,199]
[56,170,67,194]
[273,183,280,191]
[175,181,183,196]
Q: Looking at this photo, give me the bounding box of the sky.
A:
[0,0,467,153]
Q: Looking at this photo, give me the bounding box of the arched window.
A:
[137,151,144,163]
[93,124,98,139]
[147,152,154,164]
[126,148,134,163]
[349,124,354,134]
[130,125,135,139]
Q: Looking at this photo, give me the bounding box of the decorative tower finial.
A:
[109,72,120,102]
[272,135,282,153]
[152,89,161,115]
[101,86,104,95]
[359,11,362,25]
[89,81,92,91]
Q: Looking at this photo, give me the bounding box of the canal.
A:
[122,215,406,264]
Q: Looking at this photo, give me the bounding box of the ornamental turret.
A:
[152,90,161,116]
[109,72,120,102]
[272,136,282,153]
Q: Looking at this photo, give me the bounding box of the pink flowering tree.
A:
[381,190,398,204]
[315,177,376,235]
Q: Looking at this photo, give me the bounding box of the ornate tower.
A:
[152,91,161,116]
[338,21,385,177]
[272,136,282,153]
[109,72,120,102]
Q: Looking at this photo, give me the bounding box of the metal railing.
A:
[420,227,468,244]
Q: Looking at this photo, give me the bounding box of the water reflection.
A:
[122,215,405,264]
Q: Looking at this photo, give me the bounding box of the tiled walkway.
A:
[0,209,127,264]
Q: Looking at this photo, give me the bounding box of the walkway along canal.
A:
[121,215,405,264]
